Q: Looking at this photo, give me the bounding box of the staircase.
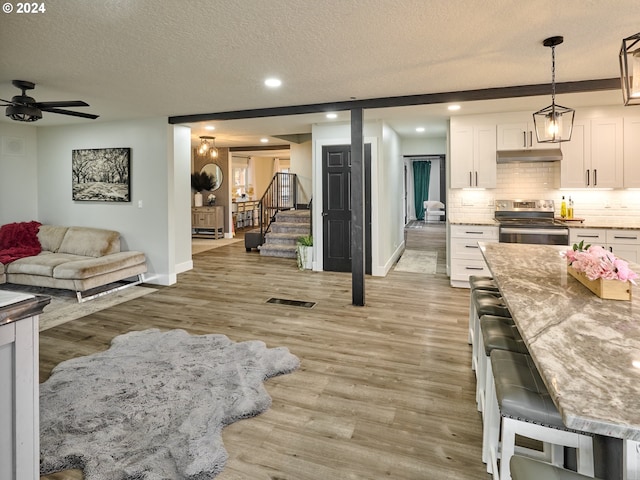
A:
[259,209,310,258]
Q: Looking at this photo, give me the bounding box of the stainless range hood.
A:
[496,148,562,163]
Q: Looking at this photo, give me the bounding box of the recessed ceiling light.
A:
[264,78,282,88]
[260,138,269,143]
[416,127,425,133]
[205,125,215,131]
[448,104,461,111]
[326,112,338,119]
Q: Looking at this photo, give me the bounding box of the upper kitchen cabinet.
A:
[560,117,623,189]
[450,122,496,188]
[624,117,640,188]
[497,120,547,150]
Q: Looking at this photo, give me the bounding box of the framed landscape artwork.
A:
[72,148,131,202]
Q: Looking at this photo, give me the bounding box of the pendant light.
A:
[533,36,575,143]
[620,32,640,106]
[198,136,219,159]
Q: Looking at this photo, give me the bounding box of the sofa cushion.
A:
[6,253,90,277]
[58,227,120,257]
[53,251,146,280]
[38,225,69,253]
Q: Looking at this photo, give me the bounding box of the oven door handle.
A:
[500,227,569,236]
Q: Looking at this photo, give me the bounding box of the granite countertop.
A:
[560,220,640,230]
[448,219,498,226]
[479,242,640,441]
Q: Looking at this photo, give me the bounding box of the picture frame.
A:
[72,147,131,202]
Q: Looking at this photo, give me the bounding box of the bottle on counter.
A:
[560,196,567,218]
[568,197,574,219]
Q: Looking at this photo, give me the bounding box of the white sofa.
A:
[0,225,147,301]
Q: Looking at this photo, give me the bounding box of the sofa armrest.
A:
[53,251,146,280]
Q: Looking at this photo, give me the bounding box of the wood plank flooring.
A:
[40,224,490,480]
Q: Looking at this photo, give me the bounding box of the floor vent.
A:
[266,297,316,308]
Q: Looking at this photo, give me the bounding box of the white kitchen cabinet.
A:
[450,124,496,188]
[606,230,640,263]
[623,117,640,188]
[450,225,498,288]
[570,228,606,247]
[569,228,640,263]
[561,117,623,188]
[497,121,546,150]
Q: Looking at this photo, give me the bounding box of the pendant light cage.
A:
[198,136,219,160]
[620,32,640,106]
[533,36,575,143]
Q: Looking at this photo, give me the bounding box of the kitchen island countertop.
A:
[479,241,640,441]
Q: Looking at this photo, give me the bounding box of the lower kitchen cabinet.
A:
[450,224,498,288]
[569,228,640,263]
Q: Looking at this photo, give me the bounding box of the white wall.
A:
[173,125,193,275]
[36,118,180,285]
[290,141,312,204]
[0,123,38,224]
[401,136,446,156]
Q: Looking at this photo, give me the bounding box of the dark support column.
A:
[351,108,365,306]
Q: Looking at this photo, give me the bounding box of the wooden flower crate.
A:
[567,265,632,301]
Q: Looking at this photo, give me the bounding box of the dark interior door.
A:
[322,144,371,273]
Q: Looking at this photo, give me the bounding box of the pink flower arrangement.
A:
[563,242,638,285]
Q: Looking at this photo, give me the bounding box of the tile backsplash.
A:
[448,161,640,224]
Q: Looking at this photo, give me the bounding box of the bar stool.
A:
[510,455,602,480]
[470,290,511,374]
[468,276,500,344]
[477,315,527,418]
[485,350,595,480]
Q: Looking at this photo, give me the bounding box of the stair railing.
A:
[258,173,299,244]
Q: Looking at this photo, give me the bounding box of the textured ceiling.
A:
[0,0,637,148]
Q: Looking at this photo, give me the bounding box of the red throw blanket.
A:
[0,221,42,264]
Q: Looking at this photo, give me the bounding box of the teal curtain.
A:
[413,161,431,220]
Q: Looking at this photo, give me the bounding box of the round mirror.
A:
[200,163,223,191]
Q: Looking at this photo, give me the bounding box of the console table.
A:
[192,206,224,239]
[0,291,50,480]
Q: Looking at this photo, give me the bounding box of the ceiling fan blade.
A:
[35,100,90,108]
[40,107,99,119]
[0,97,18,105]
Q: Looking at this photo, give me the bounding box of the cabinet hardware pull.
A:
[578,235,599,238]
[465,266,485,270]
[586,169,590,186]
[465,231,483,235]
[522,131,527,148]
[465,245,479,249]
[529,131,533,147]
[469,171,472,187]
[475,171,478,186]
[594,169,597,186]
[614,236,637,240]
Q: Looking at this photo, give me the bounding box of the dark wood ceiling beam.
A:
[168,78,620,124]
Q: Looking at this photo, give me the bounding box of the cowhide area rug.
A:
[40,328,300,480]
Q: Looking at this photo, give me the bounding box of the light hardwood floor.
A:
[40,224,490,480]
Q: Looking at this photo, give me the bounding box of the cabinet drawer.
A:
[450,225,498,240]
[569,229,606,246]
[450,237,485,260]
[606,230,640,245]
[450,259,492,282]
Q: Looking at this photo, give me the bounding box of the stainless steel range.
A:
[495,199,569,245]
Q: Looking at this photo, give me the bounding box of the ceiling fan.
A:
[1,79,99,122]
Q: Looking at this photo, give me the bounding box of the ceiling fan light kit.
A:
[1,80,99,122]
[533,36,575,143]
[620,32,640,106]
